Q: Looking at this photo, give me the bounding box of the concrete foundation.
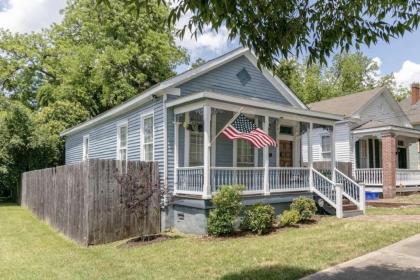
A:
[161,192,312,235]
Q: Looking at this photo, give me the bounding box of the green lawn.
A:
[1,204,420,280]
[383,193,420,204]
[367,206,420,215]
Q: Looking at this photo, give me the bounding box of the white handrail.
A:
[312,168,337,208]
[396,169,420,186]
[335,168,365,212]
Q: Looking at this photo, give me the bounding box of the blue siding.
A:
[65,53,298,193]
[179,56,291,105]
[65,99,163,168]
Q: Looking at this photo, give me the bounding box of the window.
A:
[187,110,204,166]
[117,122,128,161]
[142,115,154,161]
[280,126,293,135]
[237,140,254,167]
[321,134,331,154]
[189,130,204,166]
[82,135,89,160]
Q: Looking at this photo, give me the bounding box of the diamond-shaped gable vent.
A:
[237,68,251,86]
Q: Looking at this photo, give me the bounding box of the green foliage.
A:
[242,203,275,235]
[0,0,187,199]
[104,0,420,69]
[279,209,300,227]
[290,197,317,222]
[276,52,405,104]
[208,185,243,236]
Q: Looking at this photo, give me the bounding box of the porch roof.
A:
[352,120,420,138]
[166,91,343,124]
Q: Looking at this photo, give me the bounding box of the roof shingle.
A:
[308,87,385,117]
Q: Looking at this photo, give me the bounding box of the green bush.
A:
[279,209,300,227]
[290,197,317,222]
[242,203,275,235]
[208,185,243,236]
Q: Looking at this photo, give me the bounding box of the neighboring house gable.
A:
[304,87,414,165]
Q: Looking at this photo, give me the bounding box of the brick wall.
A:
[382,133,396,198]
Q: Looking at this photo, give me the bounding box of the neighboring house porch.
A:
[353,122,420,196]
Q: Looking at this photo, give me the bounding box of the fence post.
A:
[359,183,366,214]
[335,183,343,218]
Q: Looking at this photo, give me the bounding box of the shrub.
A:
[208,185,243,236]
[279,209,300,227]
[242,203,275,235]
[290,197,317,222]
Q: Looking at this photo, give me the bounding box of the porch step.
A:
[343,210,364,218]
[343,203,358,211]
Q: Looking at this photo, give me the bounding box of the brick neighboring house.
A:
[304,86,420,198]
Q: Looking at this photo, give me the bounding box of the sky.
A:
[0,0,420,89]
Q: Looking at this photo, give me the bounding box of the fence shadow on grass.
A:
[221,265,316,280]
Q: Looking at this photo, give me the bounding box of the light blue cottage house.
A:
[61,47,366,234]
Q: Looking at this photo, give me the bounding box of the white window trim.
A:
[82,134,89,161]
[116,120,128,160]
[140,110,154,161]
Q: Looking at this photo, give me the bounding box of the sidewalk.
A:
[302,234,420,280]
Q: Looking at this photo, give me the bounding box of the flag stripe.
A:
[223,127,265,148]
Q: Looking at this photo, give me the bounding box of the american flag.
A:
[222,113,276,148]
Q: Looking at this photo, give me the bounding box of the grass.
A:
[1,204,420,280]
[383,193,420,204]
[367,206,420,215]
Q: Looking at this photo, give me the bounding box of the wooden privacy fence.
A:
[21,160,160,246]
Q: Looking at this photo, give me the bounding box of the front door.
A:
[397,147,407,169]
[279,140,293,167]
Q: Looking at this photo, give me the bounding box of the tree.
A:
[190,58,206,69]
[0,0,187,114]
[97,0,420,69]
[0,0,188,198]
[276,52,403,104]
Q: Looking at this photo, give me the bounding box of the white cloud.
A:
[394,60,420,88]
[0,0,66,33]
[175,11,235,60]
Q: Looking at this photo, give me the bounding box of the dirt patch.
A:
[119,234,174,248]
[368,201,420,208]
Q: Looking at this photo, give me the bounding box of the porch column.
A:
[382,132,396,198]
[263,115,270,195]
[308,123,314,191]
[331,125,336,182]
[203,105,212,199]
[174,118,179,194]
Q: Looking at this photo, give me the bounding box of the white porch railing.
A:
[355,168,383,186]
[269,167,310,192]
[210,167,265,193]
[396,169,420,186]
[335,168,366,213]
[176,167,204,194]
[175,166,312,195]
[312,168,337,208]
